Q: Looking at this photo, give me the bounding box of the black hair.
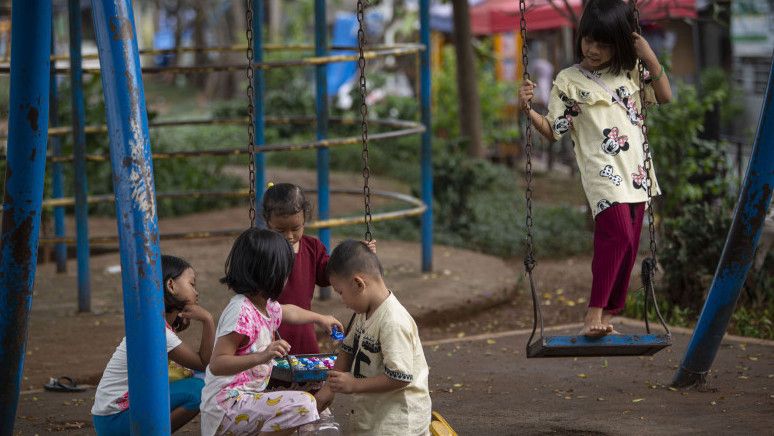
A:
[262,183,312,223]
[220,228,295,300]
[327,239,384,280]
[161,255,193,313]
[575,0,638,75]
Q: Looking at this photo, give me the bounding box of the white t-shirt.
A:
[340,293,431,435]
[91,326,182,416]
[200,294,282,436]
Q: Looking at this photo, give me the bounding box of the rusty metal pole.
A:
[90,0,170,432]
[672,58,774,389]
[0,1,52,433]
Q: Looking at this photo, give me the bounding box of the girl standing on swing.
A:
[518,0,672,337]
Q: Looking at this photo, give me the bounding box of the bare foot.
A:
[581,308,608,338]
[579,324,609,338]
[601,312,615,333]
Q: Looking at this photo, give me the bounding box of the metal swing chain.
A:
[357,0,374,242]
[245,0,257,228]
[633,2,668,334]
[519,0,544,348]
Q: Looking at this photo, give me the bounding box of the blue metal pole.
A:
[69,0,91,313]
[672,59,774,388]
[90,1,170,433]
[0,1,52,432]
[419,0,433,272]
[253,0,266,225]
[315,0,332,300]
[50,23,68,274]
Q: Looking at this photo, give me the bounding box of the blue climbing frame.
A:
[90,0,171,433]
[69,0,92,313]
[0,1,434,431]
[0,1,52,432]
[420,0,433,272]
[672,57,774,388]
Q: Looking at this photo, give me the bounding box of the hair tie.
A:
[266,182,275,189]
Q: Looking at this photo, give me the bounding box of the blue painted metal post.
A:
[315,0,332,300]
[253,0,266,223]
[90,1,170,433]
[419,0,433,272]
[672,59,774,388]
[69,0,91,313]
[50,24,68,273]
[0,1,52,432]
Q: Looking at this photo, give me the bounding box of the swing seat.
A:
[527,333,671,358]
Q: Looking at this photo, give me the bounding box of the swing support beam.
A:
[672,58,774,388]
[91,0,171,432]
[0,1,52,432]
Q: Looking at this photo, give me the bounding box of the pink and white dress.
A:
[200,294,319,435]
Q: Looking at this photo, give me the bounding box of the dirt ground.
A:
[11,167,774,435]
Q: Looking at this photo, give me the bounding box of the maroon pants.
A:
[590,202,645,313]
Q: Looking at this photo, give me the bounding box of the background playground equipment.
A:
[0,0,433,315]
[0,0,434,434]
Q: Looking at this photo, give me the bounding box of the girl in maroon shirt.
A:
[263,183,375,354]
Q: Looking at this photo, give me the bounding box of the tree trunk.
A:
[192,0,207,88]
[450,0,484,158]
[268,0,283,42]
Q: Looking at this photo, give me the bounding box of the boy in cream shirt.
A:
[315,240,431,435]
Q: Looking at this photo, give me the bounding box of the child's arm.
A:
[208,332,291,376]
[281,304,344,334]
[168,304,215,371]
[315,351,354,412]
[328,371,408,394]
[633,32,672,104]
[518,80,557,142]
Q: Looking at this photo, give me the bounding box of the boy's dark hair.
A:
[262,183,312,222]
[575,0,638,75]
[161,255,192,313]
[327,240,384,279]
[220,228,295,300]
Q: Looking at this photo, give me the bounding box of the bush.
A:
[431,145,591,258]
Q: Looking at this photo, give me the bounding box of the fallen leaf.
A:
[602,359,609,368]
[453,383,463,388]
[577,373,588,379]
[632,398,644,403]
[710,401,717,406]
[486,339,496,345]
[555,288,564,295]
[748,356,759,361]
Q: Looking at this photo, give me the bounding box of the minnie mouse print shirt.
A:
[544,62,661,217]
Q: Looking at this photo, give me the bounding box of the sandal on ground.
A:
[44,376,86,393]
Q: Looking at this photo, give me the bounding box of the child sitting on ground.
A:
[199,228,343,436]
[91,255,215,435]
[315,240,431,435]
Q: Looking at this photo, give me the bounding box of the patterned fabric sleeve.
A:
[267,299,283,331]
[544,73,578,142]
[380,320,415,383]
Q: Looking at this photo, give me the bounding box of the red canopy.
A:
[470,0,696,35]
